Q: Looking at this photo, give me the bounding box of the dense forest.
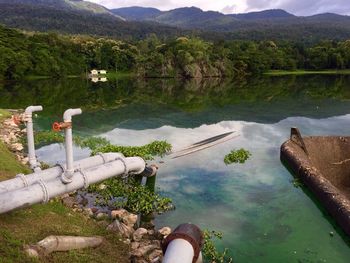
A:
[1,25,350,80]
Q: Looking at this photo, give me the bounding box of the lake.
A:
[1,75,350,262]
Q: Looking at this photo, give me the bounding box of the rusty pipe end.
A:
[162,223,204,263]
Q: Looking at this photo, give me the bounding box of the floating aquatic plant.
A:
[224,148,251,165]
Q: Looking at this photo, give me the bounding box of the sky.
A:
[89,0,350,16]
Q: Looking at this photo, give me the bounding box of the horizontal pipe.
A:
[163,223,204,263]
[163,239,194,263]
[0,153,124,194]
[0,156,145,214]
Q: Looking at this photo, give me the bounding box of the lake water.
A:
[2,75,350,262]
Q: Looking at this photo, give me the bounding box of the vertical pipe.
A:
[61,108,82,184]
[24,105,43,172]
[145,174,156,193]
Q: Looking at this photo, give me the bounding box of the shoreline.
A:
[0,109,170,263]
[265,69,350,76]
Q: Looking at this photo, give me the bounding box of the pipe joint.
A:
[25,105,43,115]
[61,171,74,184]
[63,108,82,122]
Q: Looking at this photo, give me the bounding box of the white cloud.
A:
[89,0,350,15]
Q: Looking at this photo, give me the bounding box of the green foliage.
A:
[88,177,173,214]
[73,136,110,151]
[92,140,172,160]
[2,24,350,81]
[33,131,64,146]
[28,130,171,160]
[224,148,251,165]
[202,230,233,263]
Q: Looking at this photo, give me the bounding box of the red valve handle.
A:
[52,122,61,132]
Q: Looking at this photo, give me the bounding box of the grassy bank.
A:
[265,69,350,76]
[0,110,129,263]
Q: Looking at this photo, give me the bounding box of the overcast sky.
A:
[89,0,350,15]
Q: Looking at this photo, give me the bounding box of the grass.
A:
[0,110,130,263]
[0,109,11,122]
[265,69,350,76]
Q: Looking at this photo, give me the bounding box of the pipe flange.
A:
[78,168,90,189]
[55,162,66,173]
[162,223,204,263]
[115,157,129,178]
[38,179,50,203]
[16,173,28,187]
[97,152,107,164]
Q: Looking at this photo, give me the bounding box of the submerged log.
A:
[281,128,350,236]
[25,235,104,257]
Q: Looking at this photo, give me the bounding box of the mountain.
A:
[111,6,162,21]
[112,6,350,42]
[111,6,237,29]
[1,1,350,42]
[230,9,295,20]
[0,0,122,18]
[0,2,188,39]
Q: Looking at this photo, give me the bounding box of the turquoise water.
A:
[2,75,350,262]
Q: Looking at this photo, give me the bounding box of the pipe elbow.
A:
[125,157,146,174]
[63,108,82,122]
[25,105,43,115]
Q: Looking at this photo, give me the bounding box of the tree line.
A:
[1,25,350,80]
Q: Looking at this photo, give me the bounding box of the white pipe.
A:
[0,153,124,194]
[163,239,194,263]
[24,105,43,172]
[62,108,82,184]
[0,156,145,214]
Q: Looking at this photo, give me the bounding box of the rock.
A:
[158,227,171,237]
[96,212,108,220]
[91,207,99,213]
[122,213,138,227]
[24,246,39,258]
[133,228,148,242]
[131,242,140,250]
[12,143,23,151]
[131,244,158,258]
[61,196,76,208]
[21,157,29,165]
[148,249,163,262]
[106,220,133,238]
[110,209,128,219]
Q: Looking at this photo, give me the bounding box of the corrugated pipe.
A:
[0,156,145,214]
[162,223,204,263]
[24,105,43,172]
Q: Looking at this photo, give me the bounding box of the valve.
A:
[52,122,71,132]
[12,114,24,126]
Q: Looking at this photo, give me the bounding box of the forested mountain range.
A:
[0,1,188,39]
[0,1,350,42]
